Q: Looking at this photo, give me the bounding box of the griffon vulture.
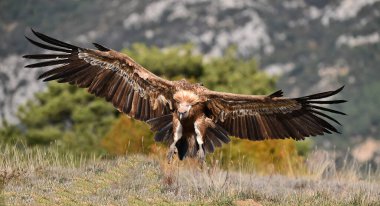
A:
[23,29,346,163]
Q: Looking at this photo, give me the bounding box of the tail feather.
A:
[176,138,188,160]
[175,134,198,160]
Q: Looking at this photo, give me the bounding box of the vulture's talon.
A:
[167,146,177,164]
[197,148,205,164]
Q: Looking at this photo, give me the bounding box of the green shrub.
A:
[101,115,154,155]
[211,138,306,175]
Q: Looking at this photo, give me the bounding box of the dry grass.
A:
[1,143,380,205]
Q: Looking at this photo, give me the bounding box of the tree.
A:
[16,82,118,154]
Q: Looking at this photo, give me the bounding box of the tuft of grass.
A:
[0,142,100,169]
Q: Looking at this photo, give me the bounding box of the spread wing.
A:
[23,29,175,121]
[204,87,346,140]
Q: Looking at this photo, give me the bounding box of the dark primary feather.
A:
[25,36,72,53]
[25,59,71,68]
[93,43,110,51]
[306,100,347,104]
[298,85,344,100]
[309,105,346,115]
[31,28,78,50]
[268,90,283,98]
[22,54,71,59]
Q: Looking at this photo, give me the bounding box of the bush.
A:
[101,115,153,155]
[212,138,305,175]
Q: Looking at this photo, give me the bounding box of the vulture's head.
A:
[173,90,206,120]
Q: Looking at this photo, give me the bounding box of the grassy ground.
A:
[1,144,380,205]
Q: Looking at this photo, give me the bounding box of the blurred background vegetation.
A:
[0,44,306,174]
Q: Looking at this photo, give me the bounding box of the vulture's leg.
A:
[167,118,182,164]
[194,120,206,164]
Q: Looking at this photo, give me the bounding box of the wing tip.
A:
[331,85,345,96]
[268,89,283,98]
[30,27,38,35]
[93,43,110,52]
[24,35,34,43]
[26,27,78,51]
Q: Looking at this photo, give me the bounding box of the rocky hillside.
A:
[1,0,379,148]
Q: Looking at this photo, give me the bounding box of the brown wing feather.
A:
[24,29,174,122]
[204,87,346,140]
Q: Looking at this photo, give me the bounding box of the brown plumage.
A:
[23,29,346,163]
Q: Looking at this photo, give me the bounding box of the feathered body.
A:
[23,29,346,162]
[146,83,230,161]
